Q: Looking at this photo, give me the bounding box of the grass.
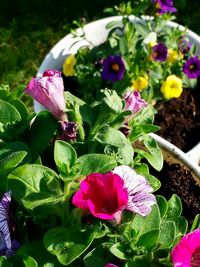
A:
[0,0,199,91]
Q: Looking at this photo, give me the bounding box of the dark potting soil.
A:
[154,84,200,152]
[154,161,200,225]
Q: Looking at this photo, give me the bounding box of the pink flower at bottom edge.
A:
[72,172,128,221]
[171,228,200,267]
[104,264,119,267]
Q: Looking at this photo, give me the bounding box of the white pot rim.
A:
[36,16,200,172]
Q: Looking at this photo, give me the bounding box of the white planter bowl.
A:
[36,16,200,170]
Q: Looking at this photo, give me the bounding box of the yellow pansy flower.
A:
[131,74,149,91]
[167,49,183,63]
[161,75,183,100]
[63,54,76,77]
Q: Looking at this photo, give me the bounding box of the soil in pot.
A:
[154,80,200,152]
[151,160,200,225]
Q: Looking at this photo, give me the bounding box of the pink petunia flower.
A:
[104,264,119,267]
[124,90,148,117]
[113,165,156,217]
[25,69,67,121]
[72,165,156,221]
[72,172,128,221]
[171,228,200,267]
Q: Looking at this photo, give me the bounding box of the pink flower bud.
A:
[25,69,67,121]
[124,90,148,116]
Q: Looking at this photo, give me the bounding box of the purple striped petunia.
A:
[0,191,20,256]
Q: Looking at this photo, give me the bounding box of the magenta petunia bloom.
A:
[101,55,125,82]
[124,90,148,116]
[152,43,168,62]
[72,172,128,220]
[0,191,20,256]
[104,264,119,267]
[59,121,77,142]
[25,69,67,121]
[171,228,200,267]
[113,165,156,217]
[153,0,176,14]
[183,57,200,79]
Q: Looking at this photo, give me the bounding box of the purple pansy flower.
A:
[101,55,125,82]
[25,69,67,121]
[152,43,168,62]
[153,0,176,14]
[113,165,156,217]
[183,57,200,79]
[178,37,192,54]
[0,191,20,256]
[59,121,77,142]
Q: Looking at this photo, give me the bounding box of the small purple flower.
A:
[59,121,77,142]
[124,90,148,116]
[113,165,156,217]
[178,37,192,54]
[25,69,67,121]
[0,191,20,256]
[152,43,168,62]
[153,0,176,14]
[183,57,200,79]
[101,55,125,82]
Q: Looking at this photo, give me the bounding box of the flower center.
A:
[191,247,200,267]
[170,83,178,90]
[112,63,120,72]
[189,64,196,70]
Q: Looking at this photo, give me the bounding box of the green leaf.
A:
[18,241,63,267]
[8,164,63,210]
[131,105,155,125]
[5,254,38,267]
[159,220,176,249]
[131,205,161,236]
[54,140,77,175]
[144,136,163,171]
[101,89,123,113]
[137,230,159,251]
[166,194,182,220]
[84,243,113,267]
[156,195,168,218]
[135,163,161,191]
[119,36,129,55]
[110,242,127,260]
[0,256,12,267]
[43,226,95,265]
[76,154,117,176]
[176,216,188,235]
[11,99,29,120]
[27,111,58,154]
[0,98,21,125]
[191,214,200,232]
[129,124,160,142]
[10,85,25,100]
[95,125,128,148]
[135,136,163,171]
[0,142,30,177]
[117,143,134,165]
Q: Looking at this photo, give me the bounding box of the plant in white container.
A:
[36,0,200,165]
